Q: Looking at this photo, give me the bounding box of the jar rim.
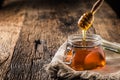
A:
[67,34,102,48]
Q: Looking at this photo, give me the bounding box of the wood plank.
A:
[0,0,119,80]
[0,4,25,80]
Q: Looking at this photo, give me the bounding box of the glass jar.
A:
[64,34,106,71]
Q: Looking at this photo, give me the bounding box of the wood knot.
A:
[34,40,41,53]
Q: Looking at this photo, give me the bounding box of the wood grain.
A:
[0,0,119,80]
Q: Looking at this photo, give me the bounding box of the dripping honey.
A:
[64,41,106,71]
[78,0,104,41]
[78,12,94,41]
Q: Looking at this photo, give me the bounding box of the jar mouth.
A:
[68,34,102,48]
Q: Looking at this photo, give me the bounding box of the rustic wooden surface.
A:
[0,0,120,80]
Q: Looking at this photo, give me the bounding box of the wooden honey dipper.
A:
[78,0,104,40]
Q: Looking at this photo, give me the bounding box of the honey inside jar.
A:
[64,34,106,71]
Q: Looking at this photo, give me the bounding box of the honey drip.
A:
[78,0,104,42]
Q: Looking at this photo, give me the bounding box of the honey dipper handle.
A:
[91,0,104,14]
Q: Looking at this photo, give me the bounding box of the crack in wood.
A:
[0,52,10,66]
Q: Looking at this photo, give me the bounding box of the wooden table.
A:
[0,0,119,80]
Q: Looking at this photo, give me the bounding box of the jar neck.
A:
[68,34,102,48]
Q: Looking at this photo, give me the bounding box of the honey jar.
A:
[64,34,106,71]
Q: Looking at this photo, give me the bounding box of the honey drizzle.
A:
[78,0,104,45]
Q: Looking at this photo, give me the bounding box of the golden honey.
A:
[64,34,106,71]
[66,41,105,71]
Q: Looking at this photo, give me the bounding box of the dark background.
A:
[105,0,120,18]
[0,0,120,18]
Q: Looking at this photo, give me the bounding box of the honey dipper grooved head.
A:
[78,12,94,30]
